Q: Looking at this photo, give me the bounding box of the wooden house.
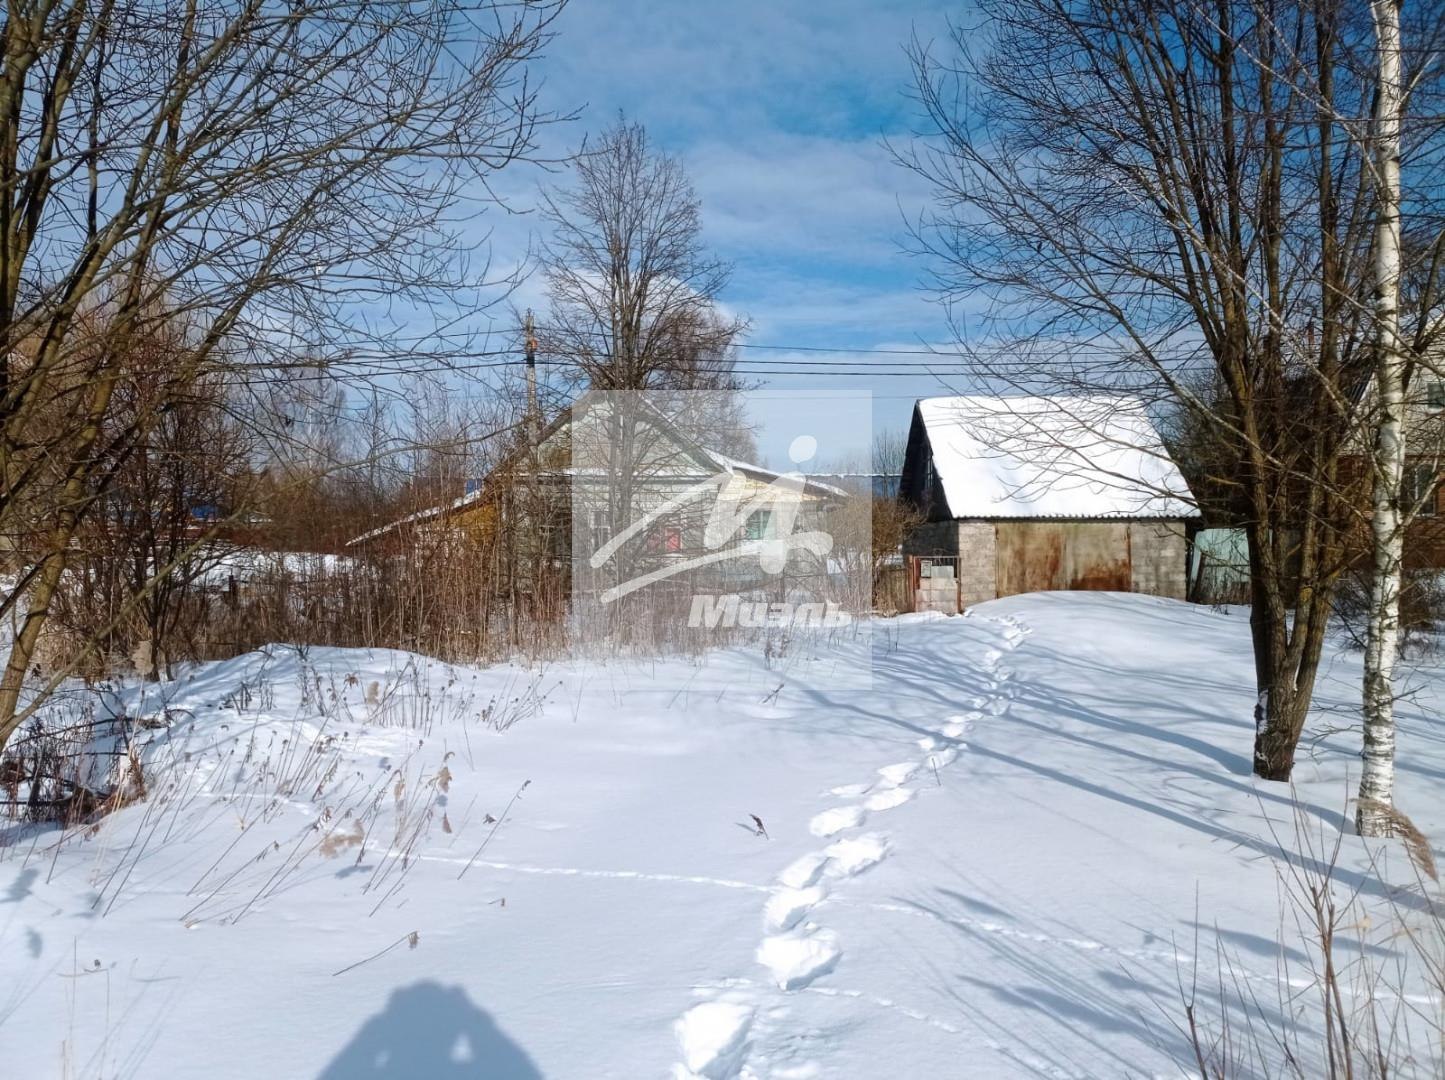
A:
[350,390,847,603]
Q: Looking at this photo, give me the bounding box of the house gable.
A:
[900,404,954,521]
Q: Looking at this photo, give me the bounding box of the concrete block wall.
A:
[1128,520,1188,599]
[905,517,1191,608]
[956,522,998,607]
[902,520,999,611]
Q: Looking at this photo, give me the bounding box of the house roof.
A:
[911,394,1199,520]
[349,394,847,545]
[699,450,849,498]
[346,487,490,546]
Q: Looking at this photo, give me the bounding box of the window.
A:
[1406,462,1440,517]
[1428,380,1445,410]
[744,509,771,541]
[645,517,683,553]
[589,509,610,550]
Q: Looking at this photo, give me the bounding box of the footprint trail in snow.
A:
[669,611,1032,1078]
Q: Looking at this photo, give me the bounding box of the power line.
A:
[530,323,1206,360]
[206,329,1211,394]
[533,362,971,377]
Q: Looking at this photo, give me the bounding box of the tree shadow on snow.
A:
[901,886,1311,1076]
[318,982,541,1080]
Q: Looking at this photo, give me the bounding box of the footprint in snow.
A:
[808,805,865,838]
[922,728,970,750]
[765,885,828,932]
[777,852,830,890]
[823,833,890,878]
[926,747,960,769]
[673,1001,754,1080]
[864,787,915,813]
[875,762,919,788]
[757,928,842,991]
[828,781,871,798]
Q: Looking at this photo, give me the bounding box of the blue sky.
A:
[475,0,974,467]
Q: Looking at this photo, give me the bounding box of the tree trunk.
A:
[1358,0,1407,838]
[1249,594,1320,781]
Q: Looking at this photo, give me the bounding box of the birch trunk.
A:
[1358,0,1406,838]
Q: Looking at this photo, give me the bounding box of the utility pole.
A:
[523,309,540,440]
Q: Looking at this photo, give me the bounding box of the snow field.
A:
[671,610,1031,1078]
[3,597,1440,1078]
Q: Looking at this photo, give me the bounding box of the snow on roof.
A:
[916,395,1198,519]
[700,449,851,498]
[349,430,847,546]
[346,487,488,546]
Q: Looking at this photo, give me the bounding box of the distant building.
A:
[1341,372,1445,570]
[350,391,848,608]
[899,395,1200,611]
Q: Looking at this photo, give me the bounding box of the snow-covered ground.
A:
[1,593,1441,1078]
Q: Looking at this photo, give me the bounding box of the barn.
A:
[898,395,1200,612]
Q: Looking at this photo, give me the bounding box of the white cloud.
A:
[687,133,931,265]
[455,0,964,358]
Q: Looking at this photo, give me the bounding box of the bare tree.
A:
[900,0,1445,781]
[538,118,747,396]
[535,118,759,640]
[1358,0,1408,837]
[62,314,257,679]
[0,0,563,754]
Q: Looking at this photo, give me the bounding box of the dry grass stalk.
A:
[1356,799,1438,882]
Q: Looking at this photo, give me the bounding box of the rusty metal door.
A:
[994,522,1131,597]
[996,522,1061,595]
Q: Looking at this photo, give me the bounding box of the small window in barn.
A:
[1428,380,1445,410]
[1406,463,1439,517]
[745,509,771,541]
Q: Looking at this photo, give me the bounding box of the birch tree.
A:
[1356,0,1445,836]
[1357,0,1406,837]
